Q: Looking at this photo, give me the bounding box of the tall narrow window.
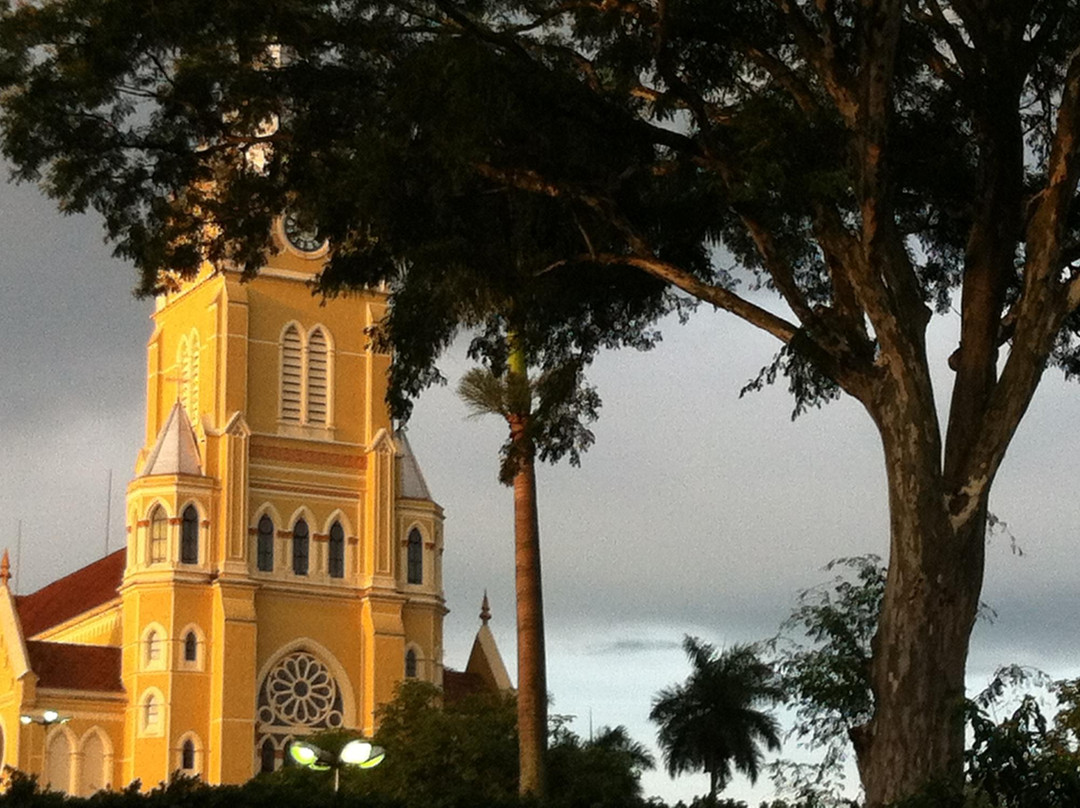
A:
[307,328,328,425]
[257,515,274,572]
[405,648,418,678]
[184,631,198,662]
[407,528,423,584]
[146,631,161,664]
[149,506,167,563]
[181,739,196,771]
[260,738,276,773]
[280,325,302,422]
[181,505,199,564]
[328,522,345,579]
[292,520,309,575]
[143,693,160,733]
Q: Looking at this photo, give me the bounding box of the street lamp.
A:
[289,738,385,792]
[20,710,71,726]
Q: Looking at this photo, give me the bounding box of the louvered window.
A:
[281,326,303,422]
[307,328,328,424]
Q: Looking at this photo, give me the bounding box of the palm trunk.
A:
[508,347,547,797]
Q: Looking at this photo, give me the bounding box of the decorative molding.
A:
[250,444,366,469]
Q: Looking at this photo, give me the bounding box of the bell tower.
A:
[120,222,446,784]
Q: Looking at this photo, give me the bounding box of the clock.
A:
[283,213,324,253]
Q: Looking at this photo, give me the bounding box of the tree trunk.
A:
[857,398,987,808]
[507,346,547,800]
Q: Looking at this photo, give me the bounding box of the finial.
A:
[480,590,491,625]
[1,550,10,586]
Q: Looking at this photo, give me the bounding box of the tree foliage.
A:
[651,638,783,802]
[6,1,1080,803]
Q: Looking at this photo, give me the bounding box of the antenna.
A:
[104,468,113,557]
[15,520,22,595]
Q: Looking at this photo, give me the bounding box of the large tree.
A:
[4,1,1080,804]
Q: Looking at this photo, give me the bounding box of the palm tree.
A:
[650,637,783,803]
[458,337,597,797]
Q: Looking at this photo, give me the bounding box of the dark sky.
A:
[2,172,1079,803]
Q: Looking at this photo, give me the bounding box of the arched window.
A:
[281,325,303,423]
[181,739,196,771]
[292,520,309,575]
[328,521,345,579]
[45,731,71,792]
[307,328,329,425]
[257,515,274,572]
[407,528,423,584]
[260,738,276,773]
[180,505,199,564]
[145,630,162,667]
[184,631,198,662]
[149,506,167,563]
[405,648,418,678]
[142,692,161,734]
[79,730,107,796]
[282,739,296,768]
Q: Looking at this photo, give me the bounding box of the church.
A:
[0,217,510,793]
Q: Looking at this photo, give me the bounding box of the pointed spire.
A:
[1,549,10,586]
[480,590,491,625]
[141,401,203,476]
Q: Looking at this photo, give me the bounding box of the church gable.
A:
[15,550,124,639]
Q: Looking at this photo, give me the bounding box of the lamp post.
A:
[20,710,72,781]
[289,738,385,792]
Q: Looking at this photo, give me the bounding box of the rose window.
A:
[257,651,344,729]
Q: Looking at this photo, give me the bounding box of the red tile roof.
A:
[25,641,123,692]
[442,668,490,703]
[15,550,125,638]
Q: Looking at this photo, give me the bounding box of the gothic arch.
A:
[178,622,206,670]
[77,727,113,795]
[44,724,76,792]
[175,731,203,775]
[141,622,168,671]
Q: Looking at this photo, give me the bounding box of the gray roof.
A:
[142,402,203,476]
[395,430,432,500]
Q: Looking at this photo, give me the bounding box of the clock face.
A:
[283,213,324,253]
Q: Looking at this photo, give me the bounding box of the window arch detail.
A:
[141,623,167,671]
[178,623,205,670]
[177,732,202,774]
[148,505,168,564]
[280,324,303,423]
[180,504,199,564]
[407,528,423,584]
[256,513,275,572]
[78,728,112,796]
[139,688,165,737]
[292,519,309,576]
[44,726,74,792]
[328,521,345,579]
[278,322,334,428]
[404,646,418,679]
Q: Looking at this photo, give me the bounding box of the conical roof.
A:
[395,429,432,500]
[141,402,203,476]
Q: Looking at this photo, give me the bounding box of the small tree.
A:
[651,638,783,803]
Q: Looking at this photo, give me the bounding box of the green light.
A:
[358,748,385,769]
[289,743,320,766]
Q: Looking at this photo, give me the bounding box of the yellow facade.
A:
[0,224,458,793]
